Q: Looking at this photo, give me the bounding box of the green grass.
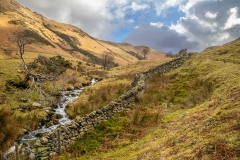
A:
[56,38,240,160]
[0,53,99,151]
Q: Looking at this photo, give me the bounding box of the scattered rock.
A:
[47,110,55,117]
[20,98,29,103]
[46,122,53,128]
[40,137,48,145]
[29,153,35,160]
[56,114,63,119]
[53,119,59,125]
[35,133,44,137]
[19,103,27,109]
[71,94,77,97]
[23,128,28,134]
[32,102,42,108]
[67,86,74,90]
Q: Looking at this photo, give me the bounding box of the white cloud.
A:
[127,19,135,23]
[150,22,163,28]
[125,0,240,52]
[155,0,185,16]
[16,0,240,53]
[205,11,218,19]
[224,7,240,30]
[131,2,149,11]
[170,18,187,34]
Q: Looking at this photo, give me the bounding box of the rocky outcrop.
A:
[31,50,188,159]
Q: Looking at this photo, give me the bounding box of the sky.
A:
[16,0,240,53]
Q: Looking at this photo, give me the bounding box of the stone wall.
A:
[31,51,188,159]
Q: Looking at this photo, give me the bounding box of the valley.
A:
[0,0,239,160]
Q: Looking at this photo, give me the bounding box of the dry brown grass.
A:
[0,0,165,66]
[0,109,20,151]
[58,38,240,160]
[66,81,131,118]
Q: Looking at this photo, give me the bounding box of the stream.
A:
[3,78,97,159]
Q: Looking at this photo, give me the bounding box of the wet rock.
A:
[53,119,59,125]
[35,133,44,137]
[56,114,63,119]
[47,110,55,117]
[67,85,74,90]
[23,128,28,134]
[51,103,58,108]
[71,94,77,97]
[46,122,53,128]
[82,82,90,87]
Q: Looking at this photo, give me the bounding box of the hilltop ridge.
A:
[0,0,165,65]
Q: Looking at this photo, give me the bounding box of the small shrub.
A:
[218,50,229,55]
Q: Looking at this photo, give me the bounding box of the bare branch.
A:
[101,52,114,70]
[142,47,150,60]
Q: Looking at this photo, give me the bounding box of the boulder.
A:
[53,119,59,125]
[32,102,42,108]
[35,133,44,137]
[56,114,63,119]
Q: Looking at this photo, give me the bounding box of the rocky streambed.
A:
[3,78,97,159]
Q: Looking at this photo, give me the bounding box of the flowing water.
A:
[3,78,97,159]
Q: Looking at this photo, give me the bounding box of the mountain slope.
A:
[0,0,165,66]
[56,38,240,159]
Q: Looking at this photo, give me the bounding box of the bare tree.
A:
[142,47,150,60]
[9,30,36,75]
[9,30,56,98]
[101,52,114,70]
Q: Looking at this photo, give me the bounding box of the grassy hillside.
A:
[0,44,169,153]
[0,51,104,152]
[0,0,168,154]
[0,0,165,66]
[56,38,240,160]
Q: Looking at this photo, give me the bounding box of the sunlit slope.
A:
[60,38,240,160]
[0,0,165,66]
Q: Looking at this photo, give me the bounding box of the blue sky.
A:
[16,0,240,53]
[112,5,185,42]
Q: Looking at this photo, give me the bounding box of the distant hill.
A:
[0,0,165,66]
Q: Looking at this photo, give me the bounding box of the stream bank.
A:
[3,78,97,160]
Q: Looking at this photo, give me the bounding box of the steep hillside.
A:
[0,0,165,66]
[56,38,240,159]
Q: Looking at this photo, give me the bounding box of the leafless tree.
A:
[9,30,56,98]
[142,47,150,60]
[101,52,114,70]
[9,30,36,74]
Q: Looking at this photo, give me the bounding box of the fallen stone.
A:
[32,102,42,108]
[40,137,48,145]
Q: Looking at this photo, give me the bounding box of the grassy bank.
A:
[57,39,240,159]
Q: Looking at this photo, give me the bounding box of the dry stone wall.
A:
[31,51,188,160]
